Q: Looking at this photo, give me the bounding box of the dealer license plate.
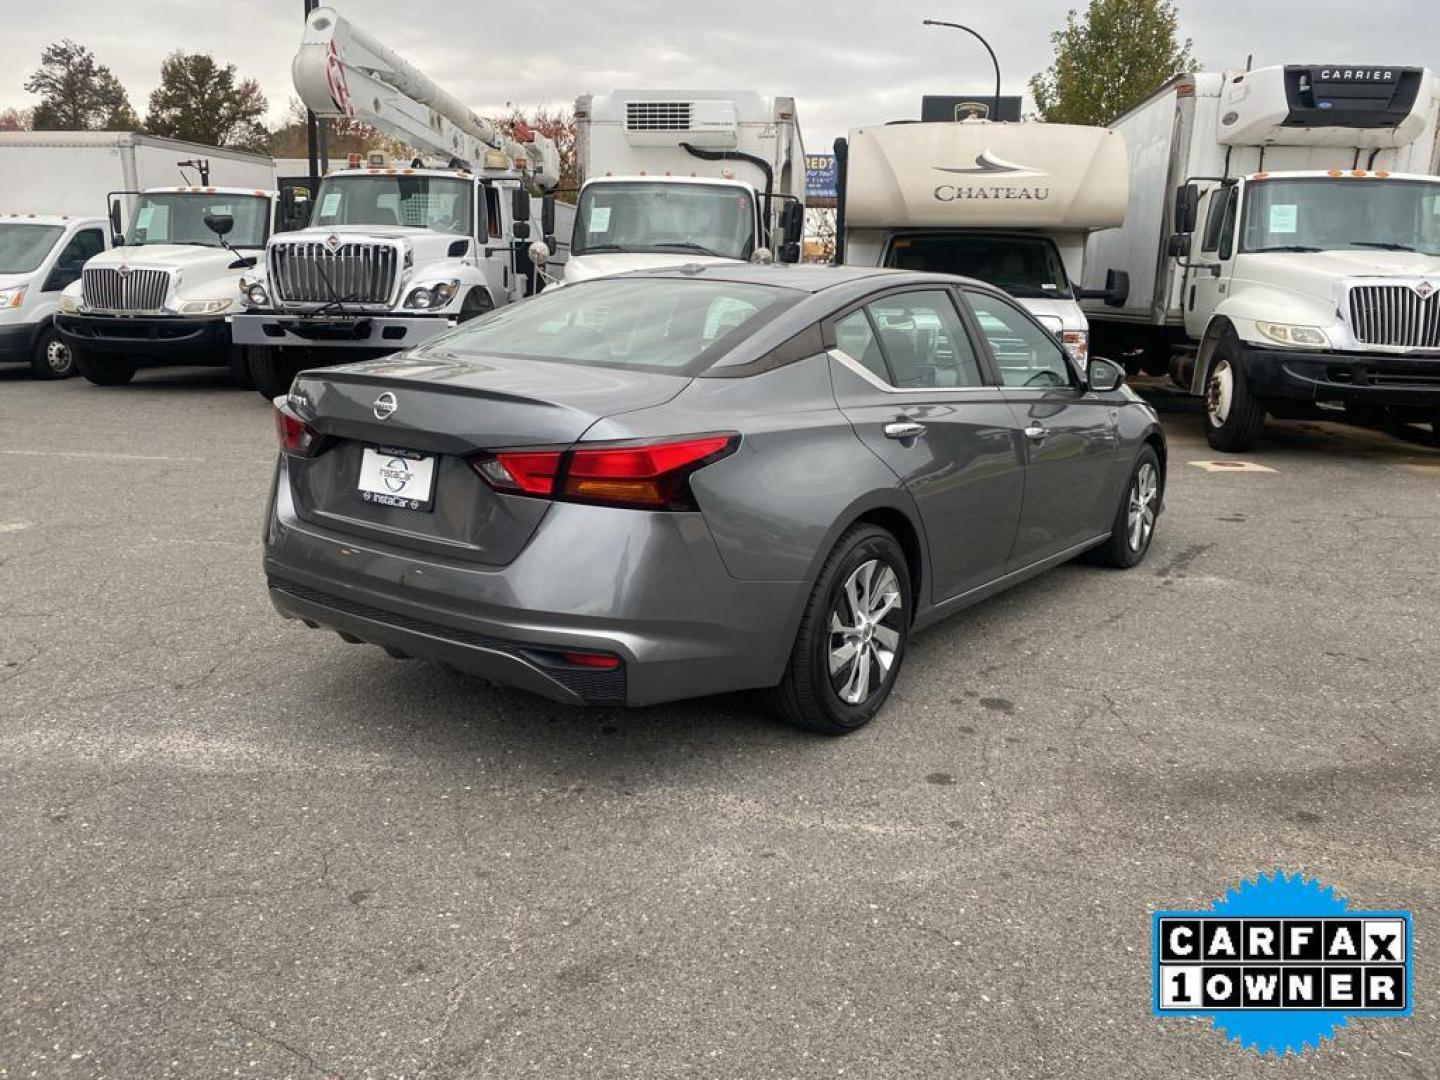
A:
[357,447,436,511]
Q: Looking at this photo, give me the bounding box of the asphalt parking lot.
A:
[1,366,1437,1079]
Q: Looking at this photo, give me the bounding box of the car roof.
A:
[619,262,971,294]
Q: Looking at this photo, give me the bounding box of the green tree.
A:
[145,52,269,152]
[1030,0,1195,125]
[25,40,140,130]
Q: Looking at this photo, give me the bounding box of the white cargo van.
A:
[0,215,110,378]
[836,120,1131,364]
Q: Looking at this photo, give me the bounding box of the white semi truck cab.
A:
[1085,64,1440,450]
[55,184,294,386]
[836,120,1130,365]
[232,6,570,398]
[563,90,806,284]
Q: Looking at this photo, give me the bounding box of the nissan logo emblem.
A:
[373,391,398,420]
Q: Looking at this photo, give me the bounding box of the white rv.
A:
[1084,64,1440,449]
[563,90,806,283]
[837,120,1131,364]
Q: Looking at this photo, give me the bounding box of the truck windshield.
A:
[124,194,269,249]
[573,182,755,260]
[1242,178,1440,255]
[0,224,64,273]
[311,175,473,235]
[883,233,1071,299]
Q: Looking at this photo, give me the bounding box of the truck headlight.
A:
[1254,321,1328,348]
[58,292,80,314]
[178,298,234,316]
[403,279,460,309]
[0,286,26,309]
[244,282,269,307]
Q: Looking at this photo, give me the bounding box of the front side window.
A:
[965,290,1074,389]
[125,194,269,248]
[58,229,106,269]
[436,278,794,374]
[312,176,474,236]
[573,182,756,261]
[885,232,1070,300]
[0,224,64,272]
[1241,177,1440,255]
[863,290,985,389]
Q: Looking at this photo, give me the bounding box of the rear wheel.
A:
[226,344,255,390]
[74,346,135,386]
[1203,334,1266,452]
[768,524,911,736]
[248,346,301,400]
[29,325,76,379]
[1090,446,1162,568]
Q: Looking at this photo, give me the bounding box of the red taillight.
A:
[471,434,737,511]
[274,402,320,456]
[560,650,621,670]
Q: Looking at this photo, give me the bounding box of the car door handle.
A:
[1024,425,1049,442]
[884,421,926,441]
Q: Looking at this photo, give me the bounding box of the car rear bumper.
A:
[1241,345,1440,407]
[262,457,807,707]
[55,313,230,359]
[233,312,452,351]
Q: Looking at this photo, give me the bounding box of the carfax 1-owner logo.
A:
[1152,871,1413,1054]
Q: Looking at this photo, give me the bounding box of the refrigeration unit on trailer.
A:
[232,5,572,398]
[1084,64,1440,449]
[564,90,806,283]
[835,120,1130,364]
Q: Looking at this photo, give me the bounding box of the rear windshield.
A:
[885,232,1071,299]
[436,278,795,374]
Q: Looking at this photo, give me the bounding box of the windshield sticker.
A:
[588,206,612,232]
[134,206,156,231]
[1268,204,1298,234]
[320,192,343,219]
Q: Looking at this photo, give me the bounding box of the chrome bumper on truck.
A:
[1242,346,1440,412]
[231,312,453,350]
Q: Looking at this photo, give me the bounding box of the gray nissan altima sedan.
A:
[264,265,1165,734]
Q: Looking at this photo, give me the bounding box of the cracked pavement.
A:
[1,366,1437,1078]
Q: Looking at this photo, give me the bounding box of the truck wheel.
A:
[1089,446,1162,568]
[767,524,911,736]
[248,347,300,400]
[458,289,495,323]
[1203,335,1266,452]
[227,345,255,390]
[29,325,76,380]
[74,347,136,386]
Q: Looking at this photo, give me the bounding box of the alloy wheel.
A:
[1127,462,1159,552]
[46,337,72,375]
[828,558,904,705]
[1206,358,1233,426]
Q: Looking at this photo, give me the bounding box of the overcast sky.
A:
[2,0,1435,150]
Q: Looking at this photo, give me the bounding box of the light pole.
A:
[922,19,1002,122]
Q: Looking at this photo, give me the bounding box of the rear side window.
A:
[437,278,794,374]
[833,309,887,380]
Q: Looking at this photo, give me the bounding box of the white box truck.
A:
[1083,64,1440,449]
[563,90,805,283]
[0,213,111,379]
[835,120,1131,364]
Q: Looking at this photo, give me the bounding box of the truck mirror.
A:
[511,187,532,226]
[541,194,556,237]
[782,202,804,245]
[1103,268,1129,307]
[1173,183,1199,234]
[204,213,234,238]
[1167,233,1191,258]
[108,198,123,244]
[779,241,802,264]
[512,220,532,241]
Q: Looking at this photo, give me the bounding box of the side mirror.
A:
[1173,183,1199,234]
[283,190,311,231]
[1102,268,1129,307]
[512,220,532,241]
[108,198,123,242]
[511,187,532,226]
[1086,356,1125,393]
[1167,233,1191,258]
[781,201,804,245]
[527,239,549,267]
[541,194,556,237]
[779,241,801,264]
[204,213,234,238]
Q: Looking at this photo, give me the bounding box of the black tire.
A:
[1202,333,1266,452]
[248,346,300,400]
[457,289,495,323]
[226,344,255,390]
[73,346,136,386]
[29,324,76,380]
[767,524,911,736]
[1090,445,1162,568]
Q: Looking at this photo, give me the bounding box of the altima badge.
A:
[373,391,398,420]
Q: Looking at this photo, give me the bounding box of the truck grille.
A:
[626,101,693,131]
[269,240,400,307]
[1348,285,1440,349]
[82,267,169,313]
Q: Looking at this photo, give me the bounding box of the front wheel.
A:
[247,346,301,400]
[74,346,136,386]
[29,325,76,379]
[226,344,255,390]
[1203,338,1266,452]
[1090,446,1162,568]
[768,524,911,735]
